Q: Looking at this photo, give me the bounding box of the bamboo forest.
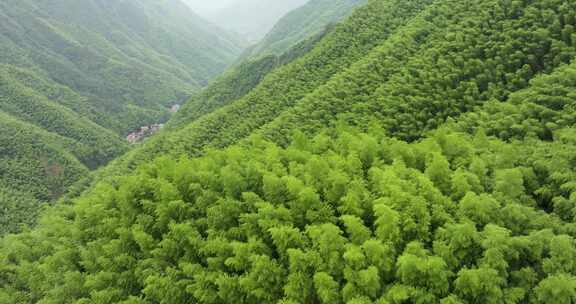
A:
[1,0,576,303]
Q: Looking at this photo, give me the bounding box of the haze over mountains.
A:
[180,0,236,16]
[3,0,576,302]
[183,0,309,42]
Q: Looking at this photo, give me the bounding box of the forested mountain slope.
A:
[168,28,333,131]
[93,0,575,180]
[0,0,244,132]
[255,0,576,143]
[243,0,367,58]
[0,111,90,235]
[0,0,244,234]
[89,0,433,181]
[2,0,576,302]
[0,67,126,234]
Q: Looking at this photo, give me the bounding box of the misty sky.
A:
[182,0,310,42]
[184,0,236,15]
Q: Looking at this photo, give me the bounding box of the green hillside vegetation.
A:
[0,185,40,236]
[243,0,367,58]
[0,0,244,133]
[0,111,90,234]
[2,0,576,302]
[0,65,127,168]
[89,0,574,185]
[89,0,433,181]
[0,0,245,234]
[0,66,128,235]
[168,28,332,130]
[257,0,576,144]
[3,67,576,300]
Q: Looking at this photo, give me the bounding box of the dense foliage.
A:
[91,0,576,186]
[169,29,331,131]
[258,0,576,144]
[0,0,244,133]
[0,0,244,234]
[3,118,576,302]
[0,65,127,168]
[243,0,367,58]
[90,0,434,182]
[0,111,89,234]
[2,0,576,302]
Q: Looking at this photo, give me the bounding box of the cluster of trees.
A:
[0,0,246,234]
[169,27,332,131]
[0,0,244,134]
[0,65,128,168]
[165,0,431,157]
[93,0,435,181]
[241,0,366,59]
[0,185,39,236]
[259,0,576,144]
[95,0,575,193]
[0,112,89,234]
[2,0,576,302]
[3,119,576,302]
[454,61,576,142]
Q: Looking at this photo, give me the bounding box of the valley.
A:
[1,0,576,303]
[0,0,244,234]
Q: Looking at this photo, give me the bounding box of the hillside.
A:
[2,0,576,302]
[89,0,430,181]
[167,28,332,131]
[0,0,244,133]
[0,65,128,235]
[244,0,367,58]
[0,0,244,234]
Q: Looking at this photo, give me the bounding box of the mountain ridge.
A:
[243,0,367,59]
[0,0,245,234]
[2,0,576,302]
